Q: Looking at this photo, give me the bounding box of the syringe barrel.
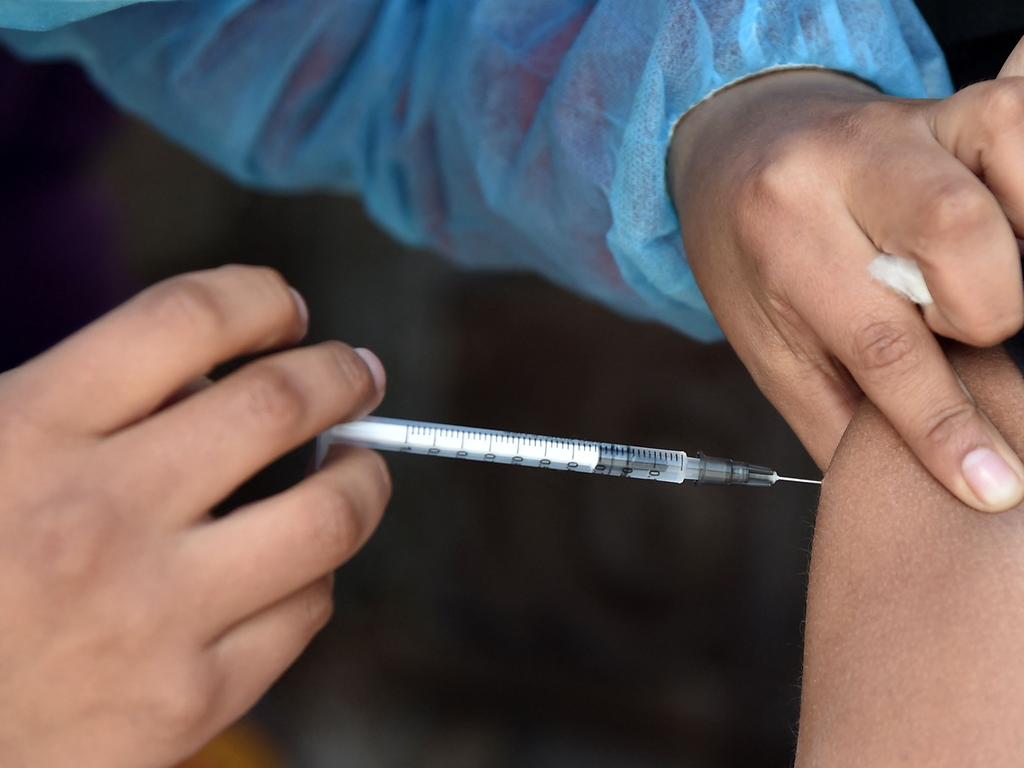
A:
[696,454,775,487]
[322,417,784,488]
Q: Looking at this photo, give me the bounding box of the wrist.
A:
[668,68,879,210]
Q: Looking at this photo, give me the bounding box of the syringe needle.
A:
[775,476,823,486]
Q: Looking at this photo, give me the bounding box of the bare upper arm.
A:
[797,345,1024,767]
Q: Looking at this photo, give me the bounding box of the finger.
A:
[851,138,1022,345]
[115,342,385,520]
[809,242,1024,512]
[841,309,1024,512]
[182,444,389,630]
[931,78,1024,238]
[999,37,1024,78]
[728,313,860,469]
[208,576,334,733]
[22,265,308,435]
[762,364,858,471]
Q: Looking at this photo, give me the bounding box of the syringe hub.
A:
[696,453,776,488]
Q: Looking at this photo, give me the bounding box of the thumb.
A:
[999,37,1024,78]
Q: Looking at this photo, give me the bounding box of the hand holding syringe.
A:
[318,417,821,488]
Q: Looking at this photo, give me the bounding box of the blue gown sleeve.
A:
[0,1,952,341]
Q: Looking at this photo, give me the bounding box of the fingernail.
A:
[962,447,1024,508]
[354,347,386,392]
[289,287,309,327]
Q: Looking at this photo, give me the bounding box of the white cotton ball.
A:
[868,253,934,306]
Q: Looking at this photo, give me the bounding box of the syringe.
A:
[317,417,821,488]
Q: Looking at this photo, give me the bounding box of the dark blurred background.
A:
[1,49,821,768]
[4,7,1017,766]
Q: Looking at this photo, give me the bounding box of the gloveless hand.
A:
[671,42,1024,512]
[0,266,390,767]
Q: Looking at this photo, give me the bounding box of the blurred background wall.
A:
[3,51,819,768]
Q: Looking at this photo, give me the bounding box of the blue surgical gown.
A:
[0,1,952,341]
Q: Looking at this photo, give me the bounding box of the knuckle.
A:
[369,450,393,505]
[225,264,296,324]
[144,274,225,335]
[217,263,283,289]
[917,180,990,241]
[151,666,217,737]
[920,400,976,449]
[342,447,393,510]
[743,146,808,206]
[980,81,1024,134]
[355,448,392,508]
[736,164,773,209]
[851,319,919,374]
[302,579,335,633]
[324,342,375,402]
[848,99,903,131]
[734,141,819,251]
[733,183,783,257]
[241,364,308,431]
[248,264,289,293]
[215,263,261,281]
[306,485,361,562]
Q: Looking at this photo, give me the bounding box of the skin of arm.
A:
[797,344,1024,766]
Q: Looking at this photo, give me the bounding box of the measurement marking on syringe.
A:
[321,415,817,488]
